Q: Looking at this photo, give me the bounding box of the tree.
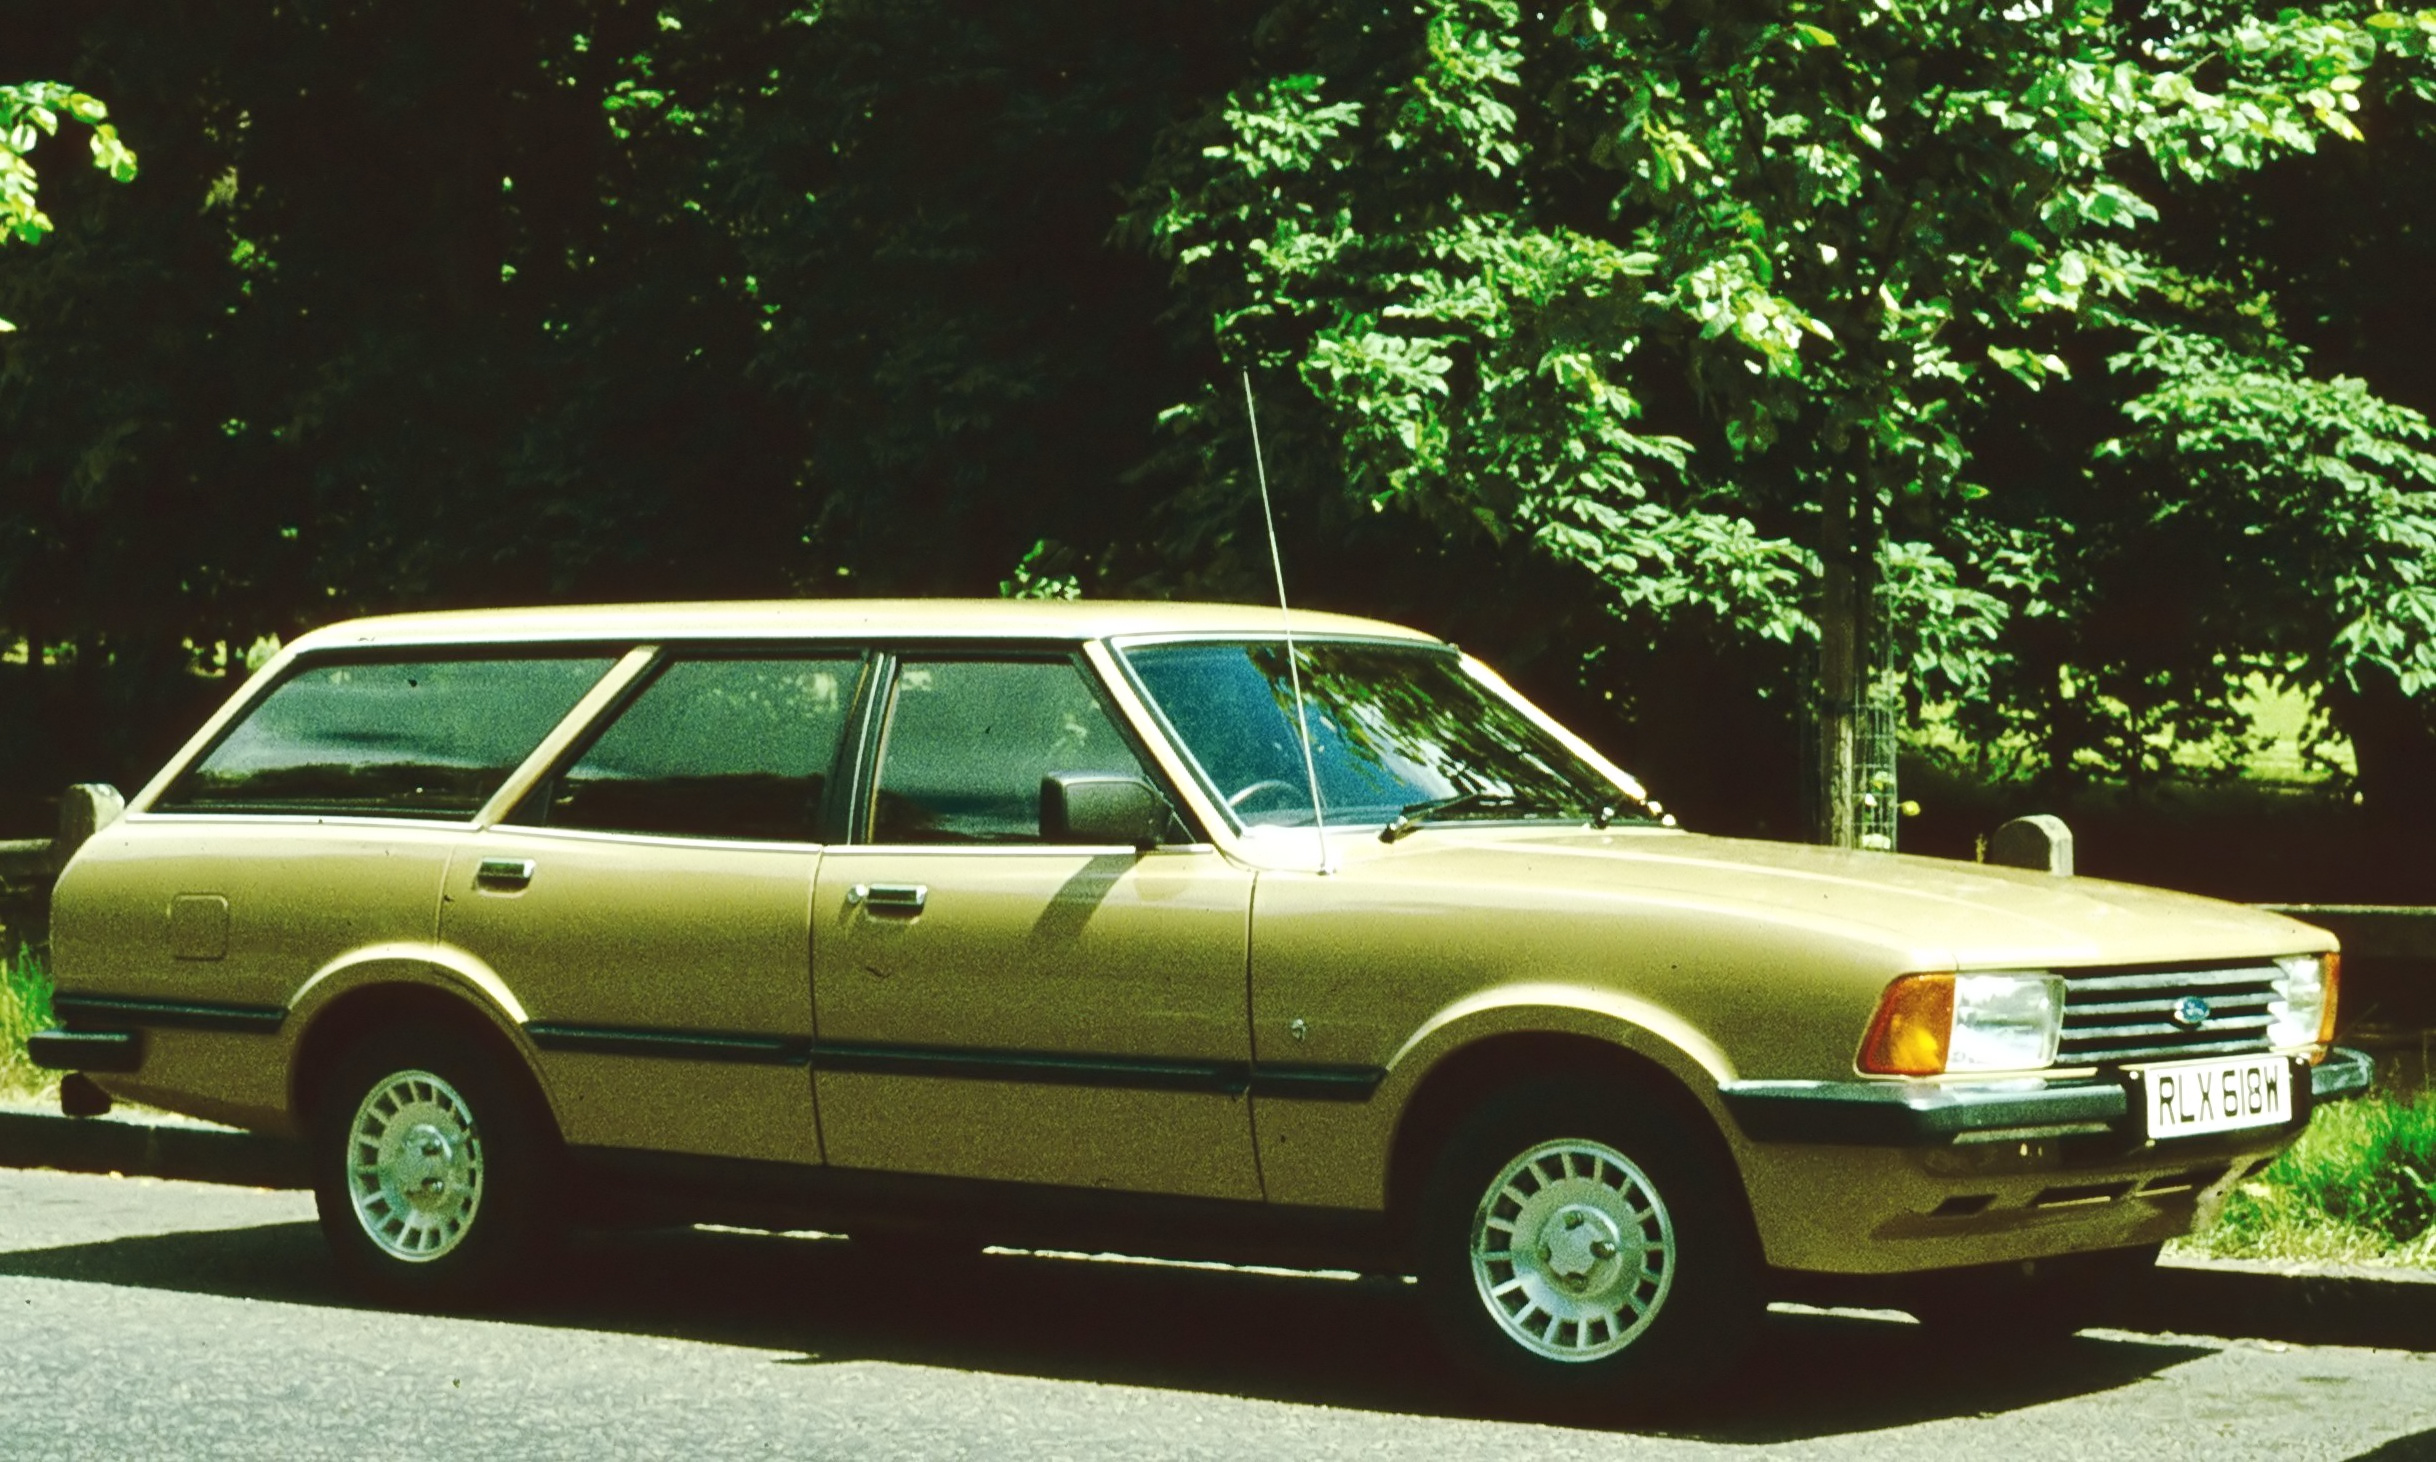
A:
[8,0,2436,863]
[1133,0,2436,843]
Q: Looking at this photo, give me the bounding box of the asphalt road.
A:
[6,1166,2436,1461]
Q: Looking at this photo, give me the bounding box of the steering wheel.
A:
[1225,778,1305,811]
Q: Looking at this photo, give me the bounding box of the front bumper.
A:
[1720,1045,2373,1147]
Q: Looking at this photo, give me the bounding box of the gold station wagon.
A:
[32,599,2369,1409]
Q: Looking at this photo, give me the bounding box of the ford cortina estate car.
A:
[32,600,2370,1410]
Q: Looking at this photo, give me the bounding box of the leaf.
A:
[1795,22,1838,47]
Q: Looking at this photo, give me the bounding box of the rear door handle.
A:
[847,883,927,917]
[476,858,536,891]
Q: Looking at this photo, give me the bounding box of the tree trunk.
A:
[1814,477,1864,848]
[2327,665,2436,830]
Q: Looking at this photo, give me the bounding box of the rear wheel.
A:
[312,1024,560,1309]
[1416,1076,1760,1418]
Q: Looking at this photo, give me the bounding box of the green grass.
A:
[2175,1092,2436,1266]
[0,946,54,1100]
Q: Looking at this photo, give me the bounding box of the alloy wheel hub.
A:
[1468,1137,1675,1362]
[344,1069,486,1264]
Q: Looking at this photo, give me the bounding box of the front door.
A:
[811,653,1260,1200]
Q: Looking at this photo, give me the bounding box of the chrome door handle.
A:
[476,858,536,891]
[848,883,927,916]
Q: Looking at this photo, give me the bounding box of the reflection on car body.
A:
[32,598,2371,1413]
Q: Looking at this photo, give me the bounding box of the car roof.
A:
[283,598,1444,652]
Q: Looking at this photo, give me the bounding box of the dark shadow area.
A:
[2352,1432,2436,1462]
[2119,1265,2436,1353]
[0,1218,2211,1441]
[0,1112,305,1190]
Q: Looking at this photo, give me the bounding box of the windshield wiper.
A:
[1380,791,1577,843]
[1380,791,1486,843]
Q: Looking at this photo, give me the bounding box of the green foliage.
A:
[9,3,2436,838]
[0,80,136,330]
[1135,0,2436,743]
[998,540,1083,601]
[2196,1091,2436,1262]
[0,946,54,1099]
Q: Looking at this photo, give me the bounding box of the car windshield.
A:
[1119,640,1651,831]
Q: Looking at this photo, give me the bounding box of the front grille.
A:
[2057,962,2280,1066]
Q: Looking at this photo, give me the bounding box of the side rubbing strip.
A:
[525,1023,811,1066]
[1246,1064,1387,1102]
[53,994,286,1035]
[813,1040,1386,1101]
[516,1024,1389,1100]
[811,1039,1249,1095]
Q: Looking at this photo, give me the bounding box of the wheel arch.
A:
[289,979,550,1138]
[1383,1031,1751,1254]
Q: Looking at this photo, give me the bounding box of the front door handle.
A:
[476,858,536,891]
[847,883,928,917]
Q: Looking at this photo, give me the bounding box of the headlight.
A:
[1859,972,2065,1076]
[2267,952,2340,1053]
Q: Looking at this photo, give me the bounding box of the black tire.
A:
[1415,1075,1761,1419]
[311,1022,561,1309]
[1904,1241,2162,1341]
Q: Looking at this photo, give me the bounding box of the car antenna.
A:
[1242,369,1334,875]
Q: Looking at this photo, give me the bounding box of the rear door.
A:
[54,653,619,1125]
[442,651,865,1166]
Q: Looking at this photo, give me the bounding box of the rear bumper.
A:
[1720,1046,2372,1147]
[27,1027,144,1074]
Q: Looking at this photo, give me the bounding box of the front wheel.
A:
[312,1024,560,1309]
[1416,1077,1760,1418]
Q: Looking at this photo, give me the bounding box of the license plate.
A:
[2136,1054,2294,1139]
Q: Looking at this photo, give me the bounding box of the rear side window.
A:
[534,656,863,842]
[157,657,615,819]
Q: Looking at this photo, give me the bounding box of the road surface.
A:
[4,1166,2435,1460]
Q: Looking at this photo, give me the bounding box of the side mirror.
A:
[1041,774,1168,849]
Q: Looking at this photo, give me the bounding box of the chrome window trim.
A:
[827,842,1219,859]
[116,811,483,832]
[461,822,828,856]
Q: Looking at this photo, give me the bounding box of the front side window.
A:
[535,656,862,842]
[1121,640,1641,830]
[158,656,615,819]
[870,658,1151,844]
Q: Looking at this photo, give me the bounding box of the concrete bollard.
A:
[1988,814,2074,876]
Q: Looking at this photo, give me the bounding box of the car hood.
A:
[1321,826,2332,971]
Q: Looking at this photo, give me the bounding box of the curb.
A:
[0,1105,304,1190]
[2133,1256,2436,1351]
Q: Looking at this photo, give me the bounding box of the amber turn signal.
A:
[2318,951,2342,1056]
[1859,973,1955,1076]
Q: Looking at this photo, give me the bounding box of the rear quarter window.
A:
[155,655,615,819]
